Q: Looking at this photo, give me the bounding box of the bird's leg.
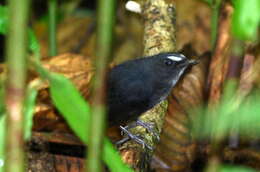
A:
[115,120,160,150]
[116,125,153,150]
[115,134,131,145]
[119,121,138,136]
[115,122,139,147]
[119,120,160,141]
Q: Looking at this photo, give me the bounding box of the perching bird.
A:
[107,52,197,146]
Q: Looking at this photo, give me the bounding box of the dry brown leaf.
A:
[153,50,210,172]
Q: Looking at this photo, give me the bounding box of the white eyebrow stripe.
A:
[167,55,183,61]
[125,1,141,13]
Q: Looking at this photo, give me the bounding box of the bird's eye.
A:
[164,59,174,66]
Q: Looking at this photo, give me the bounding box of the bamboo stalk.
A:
[86,0,116,171]
[5,0,31,171]
[48,0,58,56]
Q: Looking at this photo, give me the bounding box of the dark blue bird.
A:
[107,52,197,126]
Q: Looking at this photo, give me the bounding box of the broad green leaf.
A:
[103,139,133,172]
[23,88,38,140]
[0,115,6,172]
[220,165,256,172]
[0,5,41,58]
[49,73,91,140]
[33,61,133,172]
[232,0,260,40]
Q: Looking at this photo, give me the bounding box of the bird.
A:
[107,52,197,147]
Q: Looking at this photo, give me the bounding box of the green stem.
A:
[86,0,116,171]
[210,0,222,50]
[5,0,31,171]
[211,5,219,49]
[48,0,58,56]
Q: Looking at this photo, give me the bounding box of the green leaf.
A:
[0,5,41,58]
[23,88,38,140]
[232,0,260,40]
[0,115,6,172]
[49,73,91,140]
[33,61,133,172]
[0,6,8,34]
[103,139,133,172]
[28,30,41,59]
[220,165,257,172]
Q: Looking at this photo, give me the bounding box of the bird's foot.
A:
[119,120,160,141]
[116,125,153,150]
[136,120,160,141]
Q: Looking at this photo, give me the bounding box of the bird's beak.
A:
[188,59,199,65]
[178,59,199,68]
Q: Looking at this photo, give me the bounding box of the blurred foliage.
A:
[232,0,260,40]
[0,115,5,172]
[0,0,259,171]
[194,0,260,141]
[201,0,259,45]
[0,80,5,172]
[0,6,7,34]
[48,0,58,56]
[0,83,5,118]
[28,30,41,59]
[220,165,256,172]
[193,91,260,141]
[0,5,40,58]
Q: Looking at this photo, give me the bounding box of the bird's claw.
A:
[116,125,153,150]
[120,120,160,141]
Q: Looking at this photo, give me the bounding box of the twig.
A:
[119,0,176,171]
[207,2,233,107]
[206,2,234,172]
